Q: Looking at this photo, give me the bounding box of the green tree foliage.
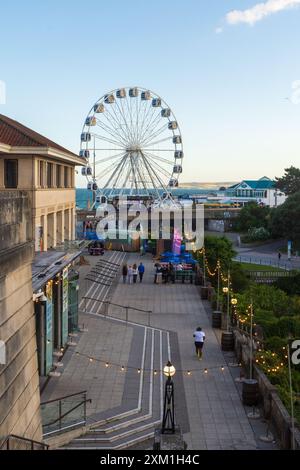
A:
[236,284,294,317]
[269,192,300,248]
[230,262,250,292]
[196,235,236,272]
[234,202,270,232]
[275,271,300,295]
[275,166,300,195]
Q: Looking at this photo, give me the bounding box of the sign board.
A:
[62,268,69,345]
[45,283,53,374]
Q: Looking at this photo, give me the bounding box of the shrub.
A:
[241,227,271,243]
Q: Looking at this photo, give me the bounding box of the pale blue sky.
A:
[0,0,300,184]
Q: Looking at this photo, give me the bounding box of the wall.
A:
[0,191,42,443]
[233,329,300,450]
[0,154,76,251]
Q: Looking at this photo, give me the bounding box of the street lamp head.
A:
[223,287,229,294]
[163,361,176,378]
[231,298,238,305]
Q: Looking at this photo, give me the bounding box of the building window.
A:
[4,159,18,188]
[56,165,61,188]
[47,162,53,188]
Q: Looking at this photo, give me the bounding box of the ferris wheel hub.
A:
[126,145,141,152]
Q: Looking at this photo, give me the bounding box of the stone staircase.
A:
[63,327,170,449]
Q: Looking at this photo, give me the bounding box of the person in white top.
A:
[193,327,205,360]
[128,266,133,284]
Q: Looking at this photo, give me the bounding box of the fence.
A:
[235,255,291,271]
[81,297,153,326]
[40,391,91,437]
[0,434,49,450]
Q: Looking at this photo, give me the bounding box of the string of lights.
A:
[196,248,290,376]
[73,350,229,376]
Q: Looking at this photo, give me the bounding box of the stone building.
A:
[0,115,84,445]
[0,114,85,251]
[0,190,43,444]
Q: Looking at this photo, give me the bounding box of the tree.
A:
[275,166,300,195]
[234,202,270,232]
[195,235,236,280]
[269,191,300,248]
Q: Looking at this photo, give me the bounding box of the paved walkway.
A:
[107,254,259,450]
[41,251,277,450]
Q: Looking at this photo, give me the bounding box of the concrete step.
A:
[90,412,152,434]
[63,426,157,450]
[62,327,169,450]
[70,418,160,445]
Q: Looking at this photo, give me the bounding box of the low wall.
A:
[233,329,300,450]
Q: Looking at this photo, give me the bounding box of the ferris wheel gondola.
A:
[80,86,184,205]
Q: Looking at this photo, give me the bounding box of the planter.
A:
[212,311,222,328]
[242,379,259,406]
[221,331,234,351]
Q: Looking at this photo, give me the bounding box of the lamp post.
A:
[216,260,221,310]
[161,361,176,434]
[231,297,237,326]
[223,283,230,331]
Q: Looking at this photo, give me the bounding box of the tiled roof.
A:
[0,113,79,158]
[243,179,275,189]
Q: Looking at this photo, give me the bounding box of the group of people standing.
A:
[122,262,145,284]
[154,262,183,284]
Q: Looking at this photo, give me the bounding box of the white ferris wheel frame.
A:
[80,86,184,205]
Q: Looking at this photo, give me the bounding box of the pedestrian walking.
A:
[128,265,133,284]
[278,251,281,261]
[138,262,145,283]
[122,263,128,284]
[132,263,138,283]
[193,327,205,360]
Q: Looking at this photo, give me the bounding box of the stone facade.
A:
[0,191,42,442]
[0,155,76,252]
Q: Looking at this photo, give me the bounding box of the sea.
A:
[76,187,223,209]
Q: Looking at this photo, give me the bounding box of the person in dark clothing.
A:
[122,264,128,284]
[168,262,175,283]
[162,265,168,283]
[138,262,145,282]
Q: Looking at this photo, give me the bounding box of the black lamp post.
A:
[161,361,176,434]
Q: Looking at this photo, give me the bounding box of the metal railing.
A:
[247,270,293,279]
[41,390,91,437]
[81,297,152,326]
[0,434,49,450]
[234,255,291,271]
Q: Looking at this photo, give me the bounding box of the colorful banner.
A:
[62,268,69,345]
[45,282,53,374]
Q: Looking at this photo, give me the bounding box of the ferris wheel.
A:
[80,87,184,204]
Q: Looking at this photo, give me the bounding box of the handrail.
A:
[41,390,87,406]
[81,296,152,313]
[43,398,91,428]
[0,434,49,450]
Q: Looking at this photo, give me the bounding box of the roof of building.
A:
[0,113,83,162]
[227,177,275,191]
[32,250,81,293]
